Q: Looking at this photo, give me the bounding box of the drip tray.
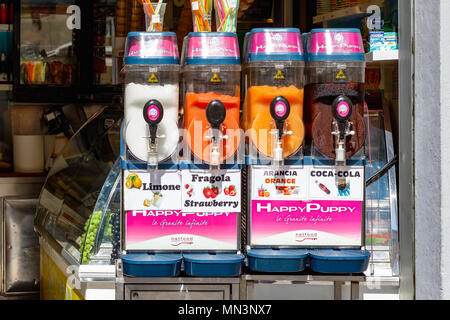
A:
[183,254,245,277]
[122,253,182,277]
[309,250,370,274]
[247,249,309,273]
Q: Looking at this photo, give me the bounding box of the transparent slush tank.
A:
[243,60,306,161]
[305,29,366,164]
[122,32,180,165]
[305,61,366,161]
[124,64,180,163]
[182,33,241,165]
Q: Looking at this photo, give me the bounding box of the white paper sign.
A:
[181,169,241,213]
[307,166,364,201]
[251,166,308,200]
[123,170,182,211]
[250,165,364,202]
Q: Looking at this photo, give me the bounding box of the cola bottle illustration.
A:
[315,180,331,195]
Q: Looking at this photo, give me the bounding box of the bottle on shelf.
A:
[0,52,8,83]
[0,2,7,25]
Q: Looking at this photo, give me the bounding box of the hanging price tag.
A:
[192,1,199,10]
[229,0,238,8]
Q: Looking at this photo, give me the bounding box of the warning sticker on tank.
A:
[210,73,221,83]
[148,73,159,83]
[274,70,285,80]
[336,69,347,80]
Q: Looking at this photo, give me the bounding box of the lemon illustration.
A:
[125,180,133,189]
[143,199,152,207]
[134,177,143,189]
[127,174,138,182]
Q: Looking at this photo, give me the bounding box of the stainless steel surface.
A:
[116,263,241,301]
[119,276,241,285]
[0,177,45,197]
[2,197,40,295]
[398,0,415,300]
[126,284,230,300]
[241,274,366,282]
[240,274,365,300]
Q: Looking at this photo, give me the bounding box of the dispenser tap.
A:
[206,100,227,168]
[270,96,291,165]
[331,96,355,166]
[143,100,164,170]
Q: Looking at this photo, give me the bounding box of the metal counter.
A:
[0,176,45,297]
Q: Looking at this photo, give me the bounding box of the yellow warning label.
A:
[336,69,347,80]
[210,73,221,83]
[274,70,285,80]
[148,73,159,83]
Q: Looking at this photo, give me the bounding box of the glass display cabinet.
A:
[35,104,122,269]
[13,0,121,103]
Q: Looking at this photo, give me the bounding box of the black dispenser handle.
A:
[143,100,164,144]
[270,96,291,140]
[206,100,226,130]
[206,100,226,144]
[332,95,353,139]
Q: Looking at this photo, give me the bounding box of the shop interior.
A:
[0,0,402,300]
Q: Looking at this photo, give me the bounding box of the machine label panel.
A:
[124,169,240,250]
[181,169,241,213]
[123,170,182,211]
[250,166,364,247]
[125,210,239,250]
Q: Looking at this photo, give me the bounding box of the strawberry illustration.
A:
[203,187,212,198]
[185,184,190,189]
[229,185,235,192]
[229,190,237,197]
[224,187,230,195]
[211,186,219,196]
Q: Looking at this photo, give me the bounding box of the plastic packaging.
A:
[190,0,213,32]
[214,0,240,32]
[143,1,167,32]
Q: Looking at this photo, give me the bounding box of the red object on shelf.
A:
[0,4,7,24]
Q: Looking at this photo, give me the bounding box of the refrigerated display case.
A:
[365,105,398,278]
[34,104,122,300]
[13,0,121,103]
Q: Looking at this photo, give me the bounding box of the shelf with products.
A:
[10,1,122,103]
[0,23,11,31]
[313,0,385,27]
[366,50,399,64]
[0,83,11,91]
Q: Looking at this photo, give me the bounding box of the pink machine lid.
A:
[125,32,179,65]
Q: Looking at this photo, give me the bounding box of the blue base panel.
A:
[183,254,245,277]
[309,250,370,274]
[246,249,370,274]
[121,253,182,277]
[247,249,309,273]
